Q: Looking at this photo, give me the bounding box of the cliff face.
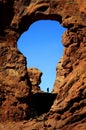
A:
[0,0,86,129]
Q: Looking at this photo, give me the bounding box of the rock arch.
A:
[17,19,65,92]
[0,0,86,129]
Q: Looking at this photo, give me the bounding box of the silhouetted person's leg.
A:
[47,88,49,93]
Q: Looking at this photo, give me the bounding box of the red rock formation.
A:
[27,68,42,93]
[0,0,86,129]
[51,27,86,130]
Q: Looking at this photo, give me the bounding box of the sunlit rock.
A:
[0,0,86,129]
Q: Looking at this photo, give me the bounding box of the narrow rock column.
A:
[27,68,42,93]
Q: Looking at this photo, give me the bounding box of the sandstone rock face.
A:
[0,44,31,121]
[27,68,42,93]
[0,0,86,129]
[51,27,86,129]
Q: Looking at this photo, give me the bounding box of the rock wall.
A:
[0,0,86,129]
[51,27,86,130]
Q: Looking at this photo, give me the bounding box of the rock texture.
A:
[27,68,42,93]
[51,27,86,130]
[0,0,86,130]
[0,43,31,121]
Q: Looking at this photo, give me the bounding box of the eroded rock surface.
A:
[0,0,86,130]
[27,68,42,93]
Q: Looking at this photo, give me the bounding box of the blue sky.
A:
[17,20,66,92]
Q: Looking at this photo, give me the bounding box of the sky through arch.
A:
[17,20,66,92]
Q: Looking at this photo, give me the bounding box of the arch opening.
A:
[17,20,66,93]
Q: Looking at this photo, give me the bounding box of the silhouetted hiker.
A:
[47,88,49,93]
